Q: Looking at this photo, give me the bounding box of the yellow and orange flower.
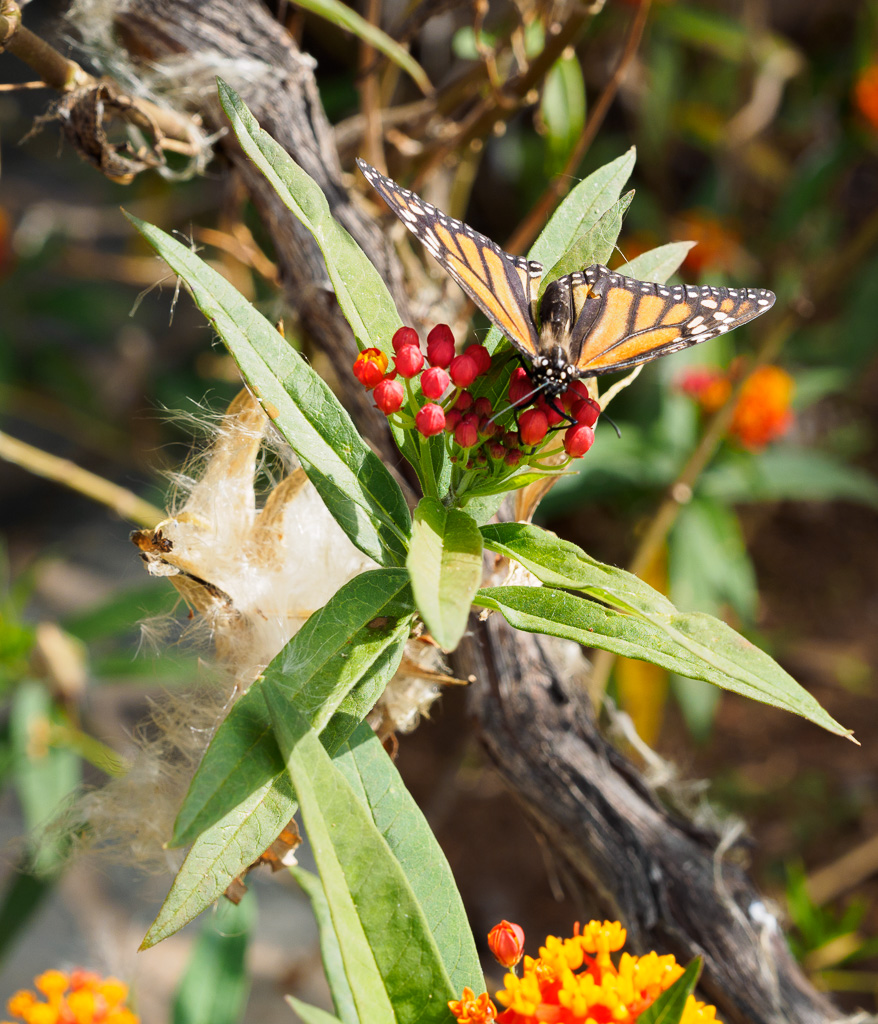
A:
[679,363,794,450]
[4,969,138,1024]
[676,212,743,277]
[450,921,722,1024]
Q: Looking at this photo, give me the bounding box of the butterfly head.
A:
[529,347,579,398]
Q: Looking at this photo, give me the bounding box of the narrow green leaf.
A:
[482,149,636,354]
[266,688,457,1024]
[333,724,482,995]
[126,214,410,567]
[141,775,295,950]
[408,499,483,651]
[142,575,413,949]
[481,522,677,614]
[217,80,401,359]
[172,896,254,1024]
[542,191,634,291]
[474,586,850,737]
[292,0,431,94]
[617,241,696,283]
[286,996,344,1024]
[172,570,414,847]
[290,868,358,1024]
[541,54,586,175]
[529,148,636,268]
[637,957,701,1024]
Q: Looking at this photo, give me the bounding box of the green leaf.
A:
[126,214,410,567]
[481,522,677,614]
[216,81,400,359]
[292,0,431,95]
[172,570,414,847]
[542,192,634,290]
[265,691,458,1024]
[701,447,878,507]
[333,724,482,995]
[474,586,850,737]
[408,499,483,651]
[617,241,696,283]
[541,54,586,176]
[286,996,344,1024]
[142,574,413,949]
[172,896,254,1024]
[290,868,357,1024]
[637,958,701,1024]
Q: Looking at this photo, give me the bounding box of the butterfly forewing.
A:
[566,266,776,376]
[358,159,543,357]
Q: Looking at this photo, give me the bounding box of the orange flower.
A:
[676,212,742,277]
[854,65,878,131]
[488,921,526,968]
[679,364,794,449]
[352,347,389,388]
[5,970,138,1024]
[449,921,723,1024]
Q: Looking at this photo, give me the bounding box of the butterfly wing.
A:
[560,264,776,377]
[358,159,543,359]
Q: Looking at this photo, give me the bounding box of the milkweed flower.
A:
[5,969,138,1024]
[488,920,526,968]
[679,363,794,450]
[450,921,722,1024]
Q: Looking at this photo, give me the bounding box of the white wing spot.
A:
[688,315,705,327]
[701,299,717,309]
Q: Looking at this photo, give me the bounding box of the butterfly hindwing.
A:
[358,159,543,358]
[564,265,776,376]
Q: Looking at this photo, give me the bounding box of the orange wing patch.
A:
[580,325,682,372]
[660,301,694,326]
[576,286,635,364]
[633,294,668,332]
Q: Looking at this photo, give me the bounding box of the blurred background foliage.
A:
[2,0,878,1018]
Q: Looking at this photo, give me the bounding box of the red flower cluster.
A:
[352,325,600,469]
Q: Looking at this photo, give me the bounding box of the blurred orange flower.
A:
[450,920,721,1024]
[854,65,878,131]
[677,212,743,276]
[4,969,138,1024]
[679,364,794,449]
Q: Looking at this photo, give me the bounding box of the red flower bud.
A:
[518,408,549,446]
[373,378,405,415]
[564,423,595,457]
[504,448,522,467]
[426,324,455,368]
[450,353,479,388]
[395,344,425,378]
[562,379,592,410]
[421,366,450,399]
[416,403,446,437]
[444,409,462,432]
[479,416,499,439]
[454,390,475,412]
[503,430,520,448]
[474,450,488,468]
[474,397,493,418]
[465,343,491,376]
[488,441,507,460]
[392,326,420,352]
[454,419,479,449]
[353,347,389,389]
[487,920,525,969]
[537,397,565,427]
[508,367,534,406]
[571,397,601,427]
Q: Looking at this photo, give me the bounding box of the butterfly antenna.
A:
[601,412,622,439]
[488,379,554,425]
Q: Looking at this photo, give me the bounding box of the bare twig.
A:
[0,430,164,528]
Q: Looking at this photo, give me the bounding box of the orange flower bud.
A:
[487,920,525,968]
[353,347,389,389]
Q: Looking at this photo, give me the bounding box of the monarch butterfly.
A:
[358,159,776,408]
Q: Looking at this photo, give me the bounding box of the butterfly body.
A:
[357,159,776,399]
